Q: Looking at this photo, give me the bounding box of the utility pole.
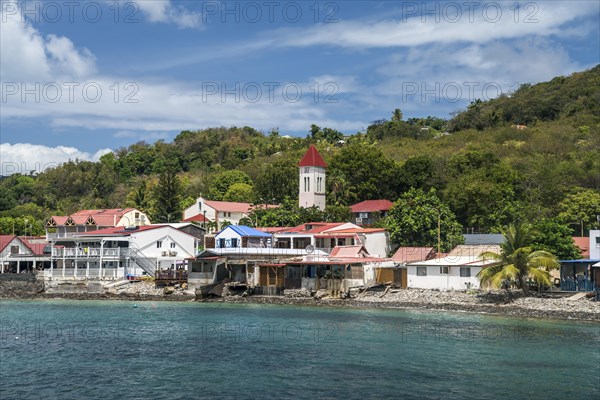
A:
[437,209,441,256]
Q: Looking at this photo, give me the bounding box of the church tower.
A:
[299,144,327,210]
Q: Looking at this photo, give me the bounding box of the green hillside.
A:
[2,66,599,245]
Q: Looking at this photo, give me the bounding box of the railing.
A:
[51,248,126,258]
[129,248,156,276]
[561,277,596,292]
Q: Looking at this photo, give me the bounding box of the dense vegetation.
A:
[1,66,599,257]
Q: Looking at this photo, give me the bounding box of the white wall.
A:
[130,227,197,259]
[406,265,482,290]
[0,237,33,260]
[361,231,390,258]
[590,230,600,259]
[183,197,217,221]
[299,166,326,210]
[116,209,150,226]
[214,227,242,248]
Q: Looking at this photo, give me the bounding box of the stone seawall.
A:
[0,274,44,298]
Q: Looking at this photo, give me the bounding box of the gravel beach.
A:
[2,280,598,321]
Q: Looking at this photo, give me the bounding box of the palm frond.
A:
[527,267,552,287]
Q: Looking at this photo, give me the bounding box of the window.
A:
[304,177,310,192]
[218,239,226,248]
[460,267,471,277]
[596,237,600,247]
[440,266,449,275]
[10,245,19,255]
[170,242,176,249]
[198,202,202,210]
[156,241,162,248]
[134,212,139,218]
[231,238,238,248]
[417,267,427,276]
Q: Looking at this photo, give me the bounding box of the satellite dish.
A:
[305,244,315,254]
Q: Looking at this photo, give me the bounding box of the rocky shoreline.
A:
[2,280,598,322]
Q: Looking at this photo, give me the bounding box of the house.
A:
[349,199,394,227]
[379,247,437,287]
[272,222,390,258]
[212,225,272,250]
[250,245,395,295]
[299,144,327,211]
[559,230,600,292]
[1,235,50,273]
[406,254,499,290]
[46,224,200,281]
[182,196,277,231]
[46,208,150,240]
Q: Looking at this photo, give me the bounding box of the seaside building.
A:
[559,230,600,292]
[0,235,50,273]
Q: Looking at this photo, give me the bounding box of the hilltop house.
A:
[349,200,394,227]
[182,197,277,231]
[46,208,150,240]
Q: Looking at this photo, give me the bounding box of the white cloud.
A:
[268,1,597,49]
[134,0,202,29]
[0,6,96,81]
[0,143,112,175]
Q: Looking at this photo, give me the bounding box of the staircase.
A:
[128,248,156,276]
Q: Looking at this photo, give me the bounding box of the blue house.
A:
[214,225,272,249]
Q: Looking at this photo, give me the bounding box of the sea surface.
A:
[0,300,598,400]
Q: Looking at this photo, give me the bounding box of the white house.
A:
[46,225,200,281]
[1,235,50,273]
[182,197,277,231]
[406,255,499,290]
[214,225,272,249]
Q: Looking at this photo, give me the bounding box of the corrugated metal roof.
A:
[392,247,435,263]
[226,225,272,238]
[350,199,393,213]
[463,234,505,245]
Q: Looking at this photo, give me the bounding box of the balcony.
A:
[51,248,127,259]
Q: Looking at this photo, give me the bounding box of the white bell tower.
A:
[299,144,327,211]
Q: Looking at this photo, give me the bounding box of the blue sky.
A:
[1,0,599,174]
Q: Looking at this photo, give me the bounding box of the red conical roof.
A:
[298,144,327,168]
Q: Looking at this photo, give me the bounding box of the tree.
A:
[223,183,255,203]
[391,108,403,122]
[253,158,299,203]
[530,218,581,260]
[477,223,559,293]
[381,188,463,252]
[152,169,183,223]
[206,170,253,201]
[329,142,400,202]
[558,190,600,236]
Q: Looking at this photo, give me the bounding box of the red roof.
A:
[329,245,369,258]
[0,235,17,253]
[298,144,327,168]
[78,225,167,236]
[20,236,48,256]
[50,208,139,227]
[182,214,209,223]
[392,247,435,263]
[572,237,589,258]
[350,200,394,213]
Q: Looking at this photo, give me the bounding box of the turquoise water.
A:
[0,301,598,400]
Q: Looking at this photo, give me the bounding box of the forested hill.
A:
[1,66,599,242]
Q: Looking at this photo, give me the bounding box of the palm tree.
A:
[477,222,559,293]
